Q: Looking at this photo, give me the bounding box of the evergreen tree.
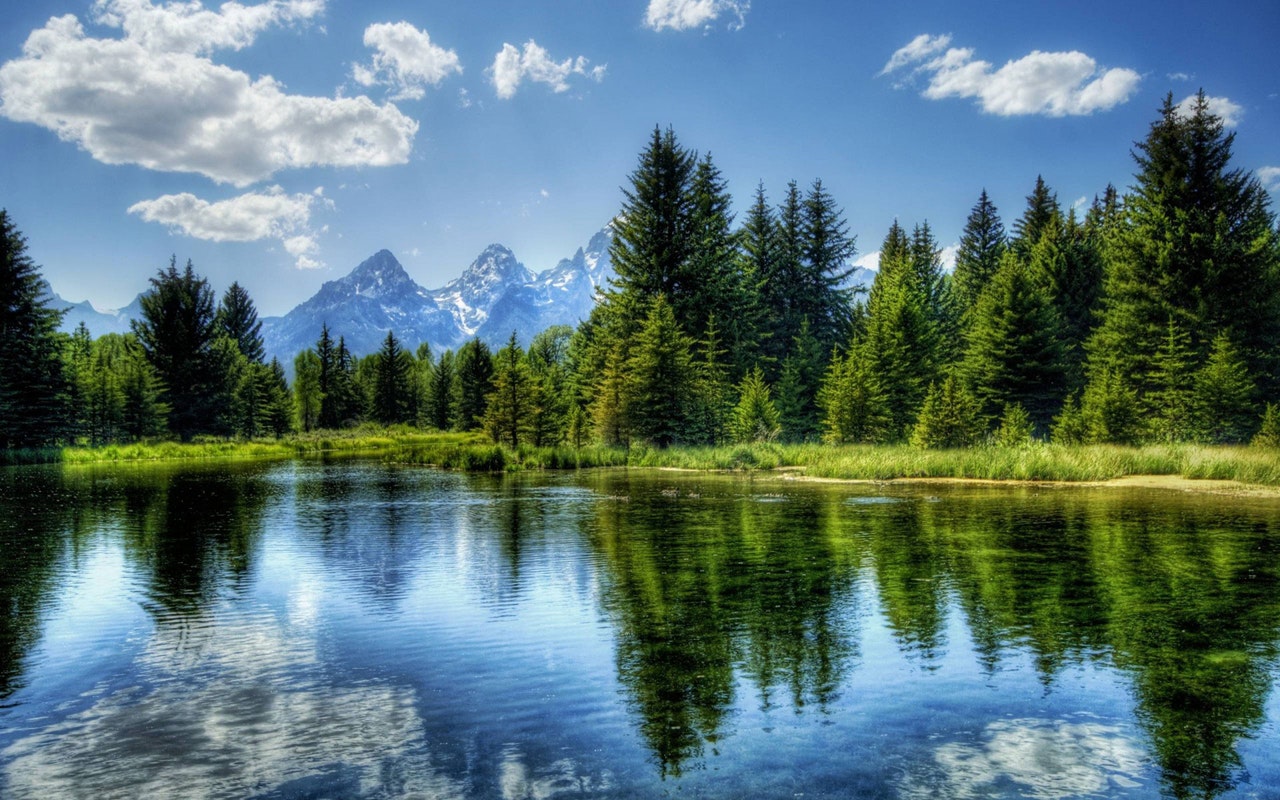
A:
[217,281,265,363]
[910,221,960,367]
[1147,316,1197,442]
[686,316,732,445]
[426,349,457,431]
[526,326,573,446]
[293,349,321,432]
[117,335,166,440]
[1050,393,1088,445]
[1253,404,1280,447]
[774,318,825,441]
[609,126,696,308]
[960,252,1067,432]
[1191,334,1256,443]
[0,210,67,449]
[740,183,783,375]
[818,346,889,444]
[315,324,339,428]
[909,376,984,449]
[1080,369,1143,444]
[730,367,781,443]
[132,257,226,440]
[1086,93,1280,401]
[455,338,494,431]
[627,294,695,446]
[763,180,809,379]
[993,402,1035,447]
[371,330,414,425]
[952,189,1007,324]
[263,357,293,437]
[685,153,754,367]
[63,322,93,442]
[799,179,858,353]
[591,345,631,447]
[1011,175,1061,255]
[484,332,537,447]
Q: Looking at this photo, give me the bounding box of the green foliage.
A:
[1051,394,1088,445]
[1252,403,1280,447]
[371,330,416,425]
[132,257,229,440]
[774,318,825,442]
[1147,316,1197,442]
[960,251,1067,432]
[293,349,321,432]
[909,375,985,449]
[217,281,265,363]
[993,402,1035,447]
[1011,175,1061,256]
[952,189,1006,324]
[818,346,889,444]
[627,295,695,447]
[730,367,780,443]
[455,338,494,431]
[483,332,537,447]
[1192,334,1256,443]
[425,348,457,431]
[1080,369,1143,445]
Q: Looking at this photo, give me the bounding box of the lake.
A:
[2,459,1279,799]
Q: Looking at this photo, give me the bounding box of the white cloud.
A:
[352,21,461,101]
[939,242,960,273]
[644,0,749,32]
[852,251,880,272]
[1167,71,1193,82]
[1258,166,1280,192]
[489,40,605,100]
[881,33,951,76]
[1176,93,1244,128]
[0,1,418,186]
[882,34,1141,117]
[128,186,330,268]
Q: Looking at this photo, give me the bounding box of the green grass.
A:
[9,429,1280,487]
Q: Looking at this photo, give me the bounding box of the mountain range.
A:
[51,224,877,366]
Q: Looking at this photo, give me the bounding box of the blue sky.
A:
[2,0,1278,316]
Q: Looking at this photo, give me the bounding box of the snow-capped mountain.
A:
[44,281,141,337]
[261,249,457,365]
[260,227,616,365]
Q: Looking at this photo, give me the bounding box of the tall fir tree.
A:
[455,338,494,431]
[799,178,858,354]
[293,349,321,432]
[626,294,695,447]
[739,183,783,375]
[952,189,1007,325]
[1011,175,1061,256]
[426,349,457,431]
[372,329,415,425]
[1191,333,1256,443]
[484,332,537,447]
[730,367,781,443]
[0,210,67,449]
[132,257,226,440]
[216,281,265,363]
[1086,93,1280,404]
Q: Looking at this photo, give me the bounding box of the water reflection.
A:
[2,463,1280,798]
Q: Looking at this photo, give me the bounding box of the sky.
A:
[2,0,1278,317]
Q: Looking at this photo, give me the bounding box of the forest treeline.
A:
[3,92,1280,454]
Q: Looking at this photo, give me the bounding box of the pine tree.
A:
[369,330,414,425]
[1086,93,1280,401]
[1080,369,1143,444]
[293,349,321,432]
[455,338,494,431]
[685,153,754,365]
[609,126,696,308]
[1253,404,1280,447]
[685,316,732,445]
[730,367,781,443]
[315,324,339,428]
[799,179,857,353]
[426,349,457,431]
[484,332,536,447]
[263,357,293,437]
[1011,175,1061,256]
[818,346,889,444]
[627,294,695,447]
[993,402,1035,447]
[132,257,225,440]
[217,281,264,363]
[960,252,1067,432]
[63,322,93,442]
[774,318,825,441]
[910,376,984,449]
[740,183,783,375]
[526,326,573,447]
[1191,333,1256,443]
[0,210,67,449]
[592,345,631,446]
[1147,316,1197,442]
[952,189,1007,324]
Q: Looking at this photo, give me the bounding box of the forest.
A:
[3,93,1279,456]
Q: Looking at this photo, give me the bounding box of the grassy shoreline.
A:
[11,429,1279,488]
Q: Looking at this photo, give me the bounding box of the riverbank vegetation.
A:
[4,92,1280,474]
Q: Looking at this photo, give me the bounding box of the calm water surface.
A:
[2,459,1279,799]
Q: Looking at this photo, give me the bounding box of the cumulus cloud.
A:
[128,186,331,268]
[352,21,461,101]
[882,34,1141,117]
[0,0,418,186]
[1258,166,1280,192]
[1176,93,1244,128]
[489,40,605,100]
[645,0,749,31]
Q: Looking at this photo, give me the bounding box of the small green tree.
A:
[993,403,1035,447]
[1191,334,1256,443]
[455,338,494,431]
[1080,369,1143,444]
[293,349,321,432]
[627,295,695,447]
[372,330,415,425]
[1252,403,1280,447]
[909,376,984,449]
[1147,316,1197,442]
[730,367,781,443]
[483,333,536,447]
[1051,393,1088,445]
[818,346,889,444]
